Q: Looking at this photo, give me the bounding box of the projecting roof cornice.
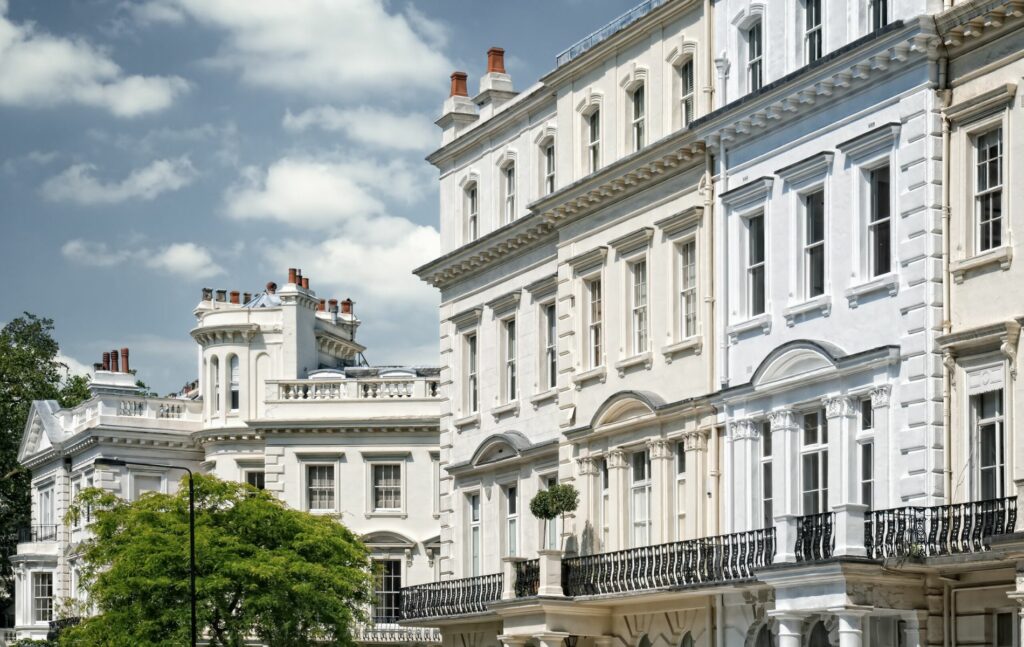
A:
[936,0,1024,51]
[694,19,940,150]
[190,323,260,345]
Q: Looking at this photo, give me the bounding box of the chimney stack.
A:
[301,277,310,290]
[120,348,130,374]
[102,352,110,371]
[215,289,227,302]
[109,349,119,372]
[341,299,353,315]
[230,291,240,304]
[317,299,326,312]
[202,287,213,301]
[487,47,506,73]
[450,72,468,97]
[266,281,278,294]
[288,268,297,284]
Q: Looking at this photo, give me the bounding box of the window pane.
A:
[861,399,874,430]
[677,443,686,475]
[373,559,402,623]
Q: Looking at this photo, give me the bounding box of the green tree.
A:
[529,483,579,551]
[0,314,92,609]
[62,475,374,647]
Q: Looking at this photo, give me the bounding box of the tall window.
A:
[631,451,652,546]
[468,493,481,576]
[748,22,763,92]
[676,442,687,536]
[976,128,1003,252]
[631,85,645,151]
[805,0,823,64]
[544,142,556,195]
[503,164,516,224]
[545,476,558,548]
[870,0,889,31]
[680,240,697,338]
[372,464,401,511]
[38,487,53,527]
[973,389,1005,500]
[801,410,829,513]
[466,334,478,413]
[680,61,695,127]
[466,184,479,242]
[869,166,891,276]
[804,190,826,298]
[229,355,240,411]
[372,559,401,623]
[504,319,517,402]
[504,485,518,556]
[761,421,773,527]
[588,278,603,368]
[32,572,53,623]
[995,612,1016,647]
[588,110,601,173]
[631,260,649,354]
[861,442,874,508]
[544,303,557,390]
[307,465,335,511]
[600,459,610,550]
[211,356,220,413]
[747,215,766,316]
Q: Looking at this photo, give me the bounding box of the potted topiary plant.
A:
[529,483,579,551]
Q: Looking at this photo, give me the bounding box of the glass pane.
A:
[803,411,820,445]
[749,216,765,263]
[806,192,825,242]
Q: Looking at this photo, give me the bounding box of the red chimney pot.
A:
[266,281,278,294]
[301,277,310,290]
[109,349,119,372]
[341,299,353,315]
[487,48,506,74]
[317,299,326,312]
[450,72,468,98]
[120,348,130,374]
[230,291,240,304]
[288,268,297,284]
[102,352,110,371]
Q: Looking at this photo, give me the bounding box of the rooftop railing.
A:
[69,396,202,428]
[865,496,1017,559]
[400,573,503,620]
[269,377,440,402]
[555,0,668,67]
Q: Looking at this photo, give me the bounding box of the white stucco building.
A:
[405,1,1024,647]
[9,270,442,644]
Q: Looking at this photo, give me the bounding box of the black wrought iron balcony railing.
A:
[513,558,539,597]
[18,524,58,543]
[561,528,776,597]
[399,573,503,620]
[795,512,835,562]
[865,496,1017,559]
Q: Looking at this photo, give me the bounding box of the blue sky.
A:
[0,0,634,394]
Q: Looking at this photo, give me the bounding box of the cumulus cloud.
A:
[0,5,188,117]
[57,352,93,377]
[134,0,449,98]
[62,239,224,279]
[283,106,436,152]
[224,157,427,230]
[41,157,196,205]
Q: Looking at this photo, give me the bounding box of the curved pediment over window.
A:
[362,531,416,550]
[470,431,533,467]
[591,390,665,430]
[751,340,846,387]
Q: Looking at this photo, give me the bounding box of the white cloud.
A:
[0,5,188,117]
[57,352,92,377]
[283,106,436,152]
[224,157,427,230]
[41,157,196,205]
[138,0,449,98]
[62,238,224,279]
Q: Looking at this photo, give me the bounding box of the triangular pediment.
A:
[18,400,64,462]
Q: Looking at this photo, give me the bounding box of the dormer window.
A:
[466,184,479,242]
[631,85,645,151]
[680,61,695,126]
[747,22,763,92]
[588,110,601,173]
[502,164,516,225]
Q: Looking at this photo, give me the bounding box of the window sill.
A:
[661,337,703,362]
[726,313,772,344]
[845,273,899,308]
[783,295,832,326]
[452,413,480,430]
[571,366,607,390]
[615,351,653,377]
[365,511,408,519]
[951,246,1012,283]
[529,388,558,409]
[490,401,520,420]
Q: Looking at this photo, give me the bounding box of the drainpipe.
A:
[703,0,714,114]
[706,149,716,397]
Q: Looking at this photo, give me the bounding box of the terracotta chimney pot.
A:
[102,352,110,371]
[109,349,119,372]
[120,348,130,374]
[266,281,278,294]
[288,268,297,284]
[341,299,353,315]
[450,72,468,97]
[301,277,310,290]
[317,299,326,312]
[230,291,240,304]
[487,47,506,74]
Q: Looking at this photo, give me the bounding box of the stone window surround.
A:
[362,451,411,519]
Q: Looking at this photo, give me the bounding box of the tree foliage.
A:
[61,475,374,647]
[528,483,579,521]
[0,314,91,608]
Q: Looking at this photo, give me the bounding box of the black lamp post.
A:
[94,458,197,647]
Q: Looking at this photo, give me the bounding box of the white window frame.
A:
[465,332,479,414]
[974,127,1004,254]
[466,183,479,242]
[675,441,687,538]
[244,469,266,490]
[800,408,829,514]
[587,110,601,173]
[468,491,482,576]
[502,163,517,225]
[631,84,646,151]
[502,317,517,403]
[804,0,823,64]
[745,213,767,317]
[305,463,337,513]
[504,483,519,557]
[37,484,54,527]
[600,458,610,550]
[586,276,603,369]
[228,354,240,412]
[542,302,557,391]
[629,259,649,355]
[543,141,556,196]
[371,463,403,512]
[680,60,695,127]
[211,356,220,414]
[630,450,652,547]
[760,421,774,528]
[867,164,892,278]
[802,188,827,299]
[32,571,53,624]
[972,388,1006,500]
[747,21,763,93]
[678,239,698,339]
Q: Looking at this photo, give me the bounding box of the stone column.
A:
[728,419,760,532]
[833,609,870,647]
[770,613,804,647]
[501,556,526,600]
[1009,562,1024,642]
[575,457,598,554]
[537,549,564,597]
[607,448,628,551]
[825,396,867,557]
[687,429,710,540]
[898,610,929,647]
[648,438,673,544]
[499,635,531,647]
[769,410,799,562]
[534,633,569,647]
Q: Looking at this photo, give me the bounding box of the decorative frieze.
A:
[767,409,797,432]
[822,396,856,419]
[869,384,892,409]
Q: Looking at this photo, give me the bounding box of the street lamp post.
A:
[94,458,197,647]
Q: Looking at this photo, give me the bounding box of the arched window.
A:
[680,633,694,647]
[465,183,479,242]
[755,625,775,647]
[638,635,652,647]
[808,622,830,647]
[229,355,240,411]
[210,356,220,413]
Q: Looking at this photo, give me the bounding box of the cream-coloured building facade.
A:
[9,271,442,645]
